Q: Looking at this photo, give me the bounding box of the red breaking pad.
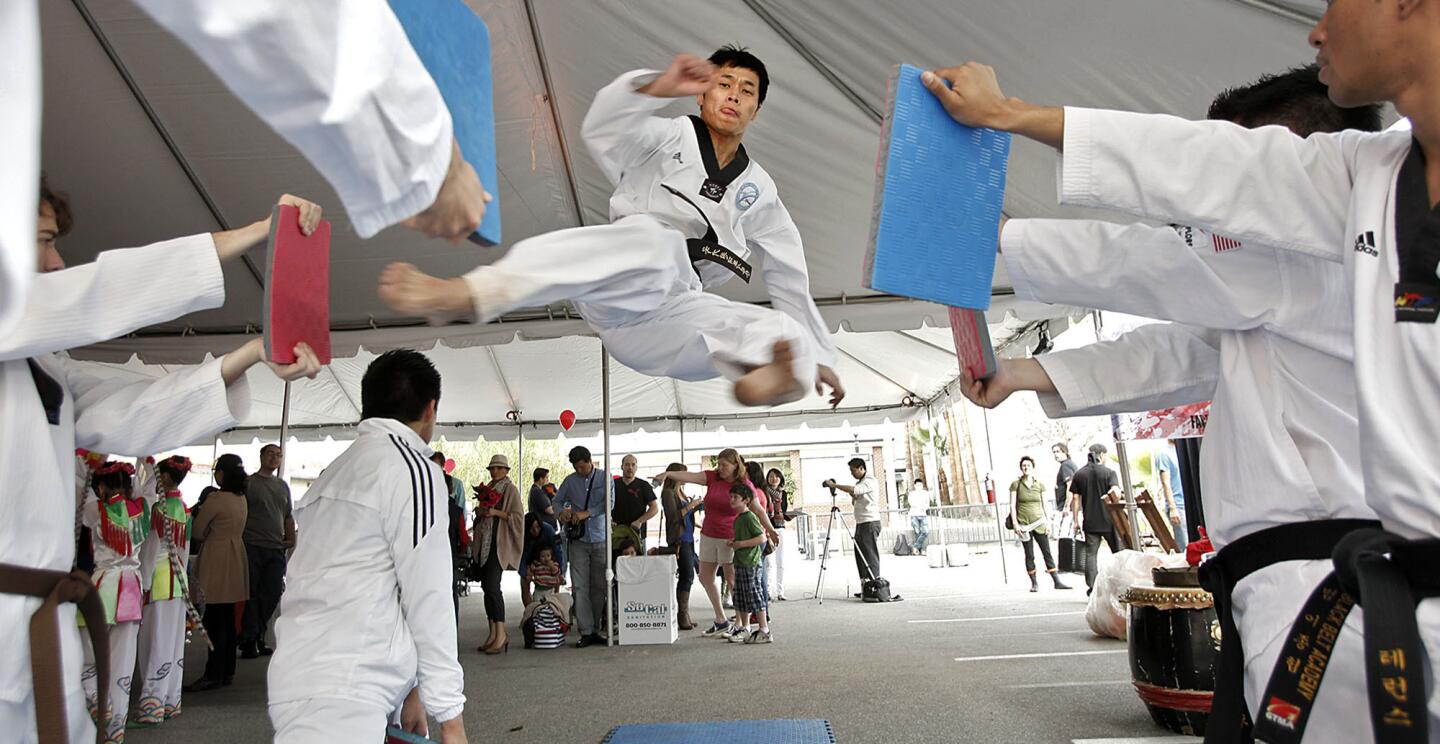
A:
[948,306,997,381]
[262,205,331,365]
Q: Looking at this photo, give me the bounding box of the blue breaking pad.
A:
[389,0,501,246]
[865,64,1010,310]
[602,719,836,744]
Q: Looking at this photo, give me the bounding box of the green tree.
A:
[433,435,573,495]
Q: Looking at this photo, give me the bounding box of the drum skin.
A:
[1124,583,1221,736]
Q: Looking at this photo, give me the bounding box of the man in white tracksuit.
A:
[927,1,1440,738]
[0,0,489,341]
[267,350,466,744]
[0,188,324,744]
[378,47,845,408]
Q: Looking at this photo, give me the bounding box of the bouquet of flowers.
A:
[472,482,502,511]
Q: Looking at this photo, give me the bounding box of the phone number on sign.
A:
[624,621,670,630]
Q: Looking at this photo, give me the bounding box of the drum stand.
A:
[811,487,877,604]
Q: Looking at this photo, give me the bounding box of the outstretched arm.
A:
[582,54,711,185]
[959,324,1220,418]
[922,62,1357,261]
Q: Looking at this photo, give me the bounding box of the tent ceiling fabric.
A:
[42,0,1317,351]
[67,325,983,443]
[38,0,1320,430]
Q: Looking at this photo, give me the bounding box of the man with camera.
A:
[825,457,881,589]
[556,446,609,648]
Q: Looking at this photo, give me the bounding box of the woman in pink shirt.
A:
[655,448,777,637]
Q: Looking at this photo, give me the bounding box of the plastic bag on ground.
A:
[1086,549,1164,640]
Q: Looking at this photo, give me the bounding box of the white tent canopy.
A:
[68,323,1059,442]
[38,0,1323,431]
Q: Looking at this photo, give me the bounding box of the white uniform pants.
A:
[767,530,785,597]
[465,215,818,385]
[0,593,94,744]
[270,696,389,743]
[134,598,186,723]
[1234,559,1440,742]
[82,619,138,743]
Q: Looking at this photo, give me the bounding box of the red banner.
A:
[1111,402,1209,442]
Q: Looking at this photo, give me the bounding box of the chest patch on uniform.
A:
[689,115,749,204]
[735,182,760,211]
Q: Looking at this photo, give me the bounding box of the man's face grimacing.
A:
[697,64,761,138]
[622,455,638,480]
[36,202,64,273]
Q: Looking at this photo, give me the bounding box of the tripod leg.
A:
[813,508,840,603]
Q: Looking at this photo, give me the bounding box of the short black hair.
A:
[729,482,755,501]
[1020,455,1036,469]
[430,451,445,465]
[39,173,74,237]
[214,453,249,494]
[767,468,786,489]
[848,457,867,472]
[1207,64,1383,136]
[568,446,592,464]
[709,44,769,106]
[533,467,549,482]
[361,349,441,423]
[260,443,281,456]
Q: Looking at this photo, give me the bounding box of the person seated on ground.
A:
[520,514,565,606]
[520,540,572,651]
[527,544,564,597]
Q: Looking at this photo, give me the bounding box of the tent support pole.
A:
[278,381,292,480]
[678,417,687,464]
[1115,441,1143,549]
[982,408,1007,585]
[517,424,525,494]
[603,347,614,647]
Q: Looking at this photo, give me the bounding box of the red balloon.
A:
[443,458,456,474]
[559,409,576,431]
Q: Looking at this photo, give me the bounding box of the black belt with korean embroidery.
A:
[1392,138,1440,323]
[1252,528,1440,743]
[662,183,752,284]
[1196,519,1380,744]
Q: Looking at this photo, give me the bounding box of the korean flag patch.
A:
[735,182,760,211]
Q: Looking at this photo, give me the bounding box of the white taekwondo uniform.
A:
[1005,218,1377,741]
[1,0,454,338]
[267,418,464,742]
[0,236,249,744]
[462,70,838,391]
[1056,107,1440,740]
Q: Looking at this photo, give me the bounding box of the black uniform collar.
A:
[688,115,749,202]
[1394,138,1440,283]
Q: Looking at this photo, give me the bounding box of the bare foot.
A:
[734,340,806,406]
[378,262,473,322]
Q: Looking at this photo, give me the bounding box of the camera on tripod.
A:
[821,478,838,492]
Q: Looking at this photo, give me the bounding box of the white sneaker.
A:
[727,628,751,643]
[745,630,772,644]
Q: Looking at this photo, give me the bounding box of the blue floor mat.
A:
[602,719,836,744]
